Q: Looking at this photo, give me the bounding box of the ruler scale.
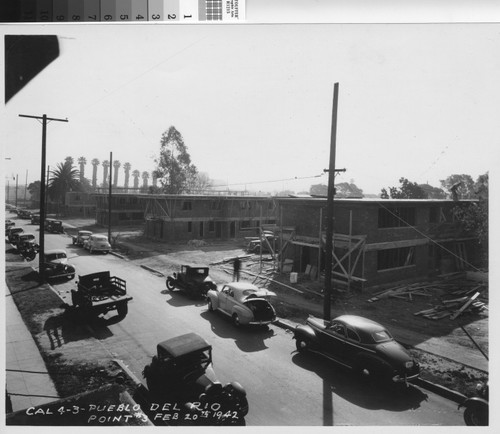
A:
[1,0,244,22]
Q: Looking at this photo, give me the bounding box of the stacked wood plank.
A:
[367,276,488,321]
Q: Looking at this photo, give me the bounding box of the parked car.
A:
[84,234,111,254]
[17,209,32,219]
[30,214,40,224]
[166,265,217,297]
[45,219,64,234]
[458,381,488,426]
[142,333,249,425]
[72,230,93,247]
[15,232,37,251]
[7,227,24,244]
[206,281,277,327]
[5,219,15,232]
[43,249,76,280]
[293,314,420,386]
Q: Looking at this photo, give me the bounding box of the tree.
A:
[154,126,198,194]
[91,158,100,188]
[101,160,110,187]
[113,160,121,187]
[186,171,213,193]
[27,180,41,201]
[123,162,131,189]
[440,174,475,199]
[132,170,140,189]
[380,188,389,199]
[48,160,80,205]
[385,177,428,199]
[418,183,447,199]
[309,184,328,196]
[77,157,87,183]
[451,172,488,267]
[335,182,363,198]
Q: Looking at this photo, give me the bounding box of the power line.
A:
[212,172,326,188]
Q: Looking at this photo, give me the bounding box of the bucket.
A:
[290,272,298,283]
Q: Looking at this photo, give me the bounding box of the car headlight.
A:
[405,361,414,369]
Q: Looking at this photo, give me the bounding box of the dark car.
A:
[142,333,248,425]
[43,249,76,280]
[30,214,40,224]
[5,219,15,232]
[166,265,217,297]
[45,219,64,234]
[7,227,24,244]
[293,314,420,386]
[17,209,32,219]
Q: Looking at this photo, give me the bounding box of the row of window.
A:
[378,206,452,229]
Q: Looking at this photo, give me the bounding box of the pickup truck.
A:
[71,271,132,318]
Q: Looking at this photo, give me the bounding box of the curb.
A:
[140,264,165,276]
[272,317,467,403]
[109,251,125,260]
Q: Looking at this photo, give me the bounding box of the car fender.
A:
[293,324,318,343]
[232,305,252,324]
[458,396,489,411]
[207,291,220,309]
[354,351,394,377]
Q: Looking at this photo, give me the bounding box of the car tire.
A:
[207,299,214,311]
[166,278,175,291]
[117,303,128,318]
[464,406,488,426]
[104,251,109,255]
[232,313,241,327]
[295,338,309,353]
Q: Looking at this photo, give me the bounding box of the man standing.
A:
[233,257,241,281]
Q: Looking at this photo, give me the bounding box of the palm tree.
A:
[65,156,74,166]
[91,158,100,188]
[48,160,80,205]
[132,170,140,189]
[123,162,131,190]
[142,171,150,189]
[102,160,110,187]
[113,160,121,187]
[152,171,158,187]
[78,157,87,183]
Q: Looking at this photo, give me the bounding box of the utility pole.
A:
[24,169,28,205]
[323,83,342,321]
[108,151,112,243]
[15,174,18,208]
[19,114,68,283]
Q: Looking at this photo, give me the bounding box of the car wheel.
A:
[464,406,488,426]
[89,247,93,254]
[104,251,109,255]
[232,313,241,327]
[207,299,214,311]
[295,338,309,353]
[166,278,175,291]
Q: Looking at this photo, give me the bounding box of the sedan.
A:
[206,281,277,327]
[293,314,420,386]
[43,249,76,280]
[83,234,111,254]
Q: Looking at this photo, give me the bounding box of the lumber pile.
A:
[366,276,488,321]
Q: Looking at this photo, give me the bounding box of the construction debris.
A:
[366,275,488,321]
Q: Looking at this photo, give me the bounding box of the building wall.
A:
[277,198,477,289]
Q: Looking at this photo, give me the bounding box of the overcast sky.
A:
[2,23,499,195]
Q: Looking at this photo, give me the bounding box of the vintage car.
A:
[5,219,15,232]
[43,249,76,280]
[15,232,37,251]
[30,214,40,224]
[142,333,248,425]
[206,281,277,327]
[83,234,111,254]
[72,230,93,247]
[45,219,64,234]
[17,209,32,219]
[293,315,420,386]
[7,227,24,244]
[166,265,217,297]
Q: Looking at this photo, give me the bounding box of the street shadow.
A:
[200,310,276,353]
[291,352,428,415]
[165,291,208,308]
[43,310,97,349]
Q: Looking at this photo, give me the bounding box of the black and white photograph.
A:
[1,7,498,430]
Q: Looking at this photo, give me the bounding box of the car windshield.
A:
[371,330,392,343]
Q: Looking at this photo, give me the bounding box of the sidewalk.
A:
[5,285,59,412]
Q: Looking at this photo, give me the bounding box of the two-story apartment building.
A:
[275,197,479,289]
[93,193,277,241]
